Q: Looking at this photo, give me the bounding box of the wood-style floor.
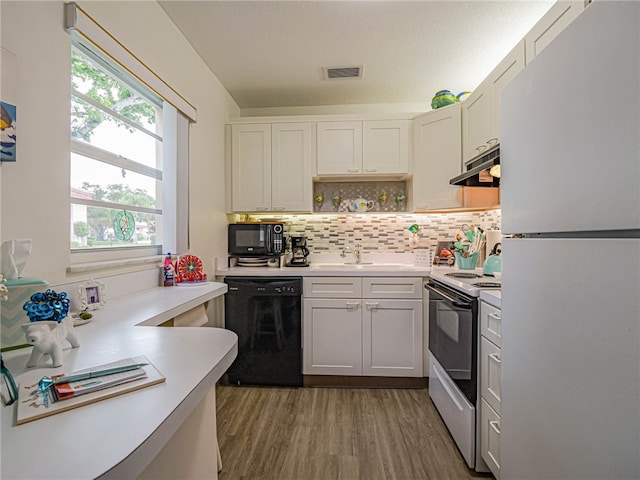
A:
[216,385,491,480]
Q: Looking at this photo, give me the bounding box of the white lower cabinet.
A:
[303,298,363,375]
[480,300,502,479]
[362,298,422,376]
[303,277,423,377]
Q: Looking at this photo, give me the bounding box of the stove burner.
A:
[472,282,501,288]
[446,273,483,279]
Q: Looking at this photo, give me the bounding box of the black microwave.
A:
[228,223,285,256]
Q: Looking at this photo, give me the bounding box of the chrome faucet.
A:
[341,243,363,264]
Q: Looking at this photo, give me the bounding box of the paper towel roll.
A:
[486,230,503,256]
[173,304,208,327]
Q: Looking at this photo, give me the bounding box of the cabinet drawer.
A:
[481,336,502,415]
[303,277,362,298]
[480,301,502,347]
[480,398,501,479]
[363,277,422,299]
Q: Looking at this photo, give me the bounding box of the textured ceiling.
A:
[159,1,555,110]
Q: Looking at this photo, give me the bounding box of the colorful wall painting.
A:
[1,101,16,162]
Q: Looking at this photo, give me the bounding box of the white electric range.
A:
[424,268,500,472]
[428,269,501,297]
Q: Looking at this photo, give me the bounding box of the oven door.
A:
[425,279,478,404]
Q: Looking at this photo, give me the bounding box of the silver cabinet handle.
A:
[476,145,487,152]
[364,168,377,172]
[346,302,360,310]
[486,137,498,146]
[489,353,502,364]
[272,206,286,211]
[488,312,501,321]
[347,168,360,173]
[489,420,501,434]
[256,206,269,211]
[365,302,380,310]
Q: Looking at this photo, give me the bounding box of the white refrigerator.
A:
[500,1,640,479]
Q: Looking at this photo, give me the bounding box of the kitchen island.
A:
[1,282,237,480]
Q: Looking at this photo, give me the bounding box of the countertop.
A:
[217,264,432,277]
[1,282,237,480]
[217,254,431,277]
[480,289,502,309]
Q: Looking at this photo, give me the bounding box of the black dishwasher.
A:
[223,277,302,387]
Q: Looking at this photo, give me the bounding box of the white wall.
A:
[241,102,432,117]
[0,1,239,288]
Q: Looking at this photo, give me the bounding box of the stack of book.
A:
[16,355,165,425]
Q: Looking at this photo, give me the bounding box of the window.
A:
[70,46,164,252]
[65,2,193,268]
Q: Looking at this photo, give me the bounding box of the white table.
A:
[1,283,237,479]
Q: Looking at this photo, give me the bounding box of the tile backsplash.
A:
[241,208,501,254]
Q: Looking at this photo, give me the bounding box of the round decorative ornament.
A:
[114,210,135,241]
[176,255,207,283]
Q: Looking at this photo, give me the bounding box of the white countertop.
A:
[1,282,237,480]
[480,289,502,309]
[217,252,432,278]
[217,264,432,277]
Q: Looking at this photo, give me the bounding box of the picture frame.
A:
[78,280,105,311]
[433,241,456,266]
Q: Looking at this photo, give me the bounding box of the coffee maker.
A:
[287,236,310,267]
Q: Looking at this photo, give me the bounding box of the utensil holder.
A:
[454,251,479,270]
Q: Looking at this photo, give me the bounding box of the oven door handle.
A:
[425,283,472,309]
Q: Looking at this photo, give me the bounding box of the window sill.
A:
[68,255,163,274]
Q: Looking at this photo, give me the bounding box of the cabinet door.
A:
[316,121,362,175]
[231,124,271,212]
[525,1,584,64]
[412,105,463,210]
[481,398,501,479]
[271,122,313,212]
[462,83,493,163]
[462,41,525,163]
[491,41,525,143]
[481,336,502,415]
[303,298,362,375]
[362,120,410,174]
[362,299,423,377]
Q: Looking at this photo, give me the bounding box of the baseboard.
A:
[303,375,428,388]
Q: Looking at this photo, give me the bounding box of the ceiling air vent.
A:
[323,66,363,80]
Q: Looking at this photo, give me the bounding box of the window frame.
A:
[70,44,166,258]
[67,32,190,269]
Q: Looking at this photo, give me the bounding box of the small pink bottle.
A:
[163,253,175,287]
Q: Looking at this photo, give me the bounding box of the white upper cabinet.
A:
[317,120,409,175]
[362,120,410,174]
[462,41,525,163]
[230,122,313,213]
[231,124,272,212]
[316,121,362,174]
[271,123,313,212]
[411,104,463,211]
[525,1,585,64]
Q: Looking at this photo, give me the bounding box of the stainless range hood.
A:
[450,146,500,187]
